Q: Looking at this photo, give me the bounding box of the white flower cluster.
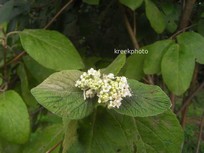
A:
[75,68,132,109]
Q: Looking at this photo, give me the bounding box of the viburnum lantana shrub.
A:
[0,28,182,152]
[12,28,183,153]
[31,67,184,153]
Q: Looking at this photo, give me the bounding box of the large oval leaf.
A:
[176,31,204,64]
[145,0,165,33]
[0,91,30,144]
[143,39,173,74]
[115,79,171,117]
[31,70,94,119]
[19,29,84,71]
[76,109,138,153]
[161,43,195,95]
[71,109,183,153]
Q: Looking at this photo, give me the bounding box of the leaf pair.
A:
[143,39,194,96]
[31,69,171,120]
[133,31,204,96]
[120,0,165,34]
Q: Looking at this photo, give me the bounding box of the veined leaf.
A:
[143,39,174,74]
[135,110,183,153]
[71,109,183,153]
[31,70,94,119]
[115,79,171,117]
[161,43,195,95]
[19,29,84,71]
[0,91,30,144]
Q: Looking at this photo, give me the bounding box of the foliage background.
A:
[0,0,204,153]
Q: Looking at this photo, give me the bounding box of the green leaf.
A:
[31,70,95,119]
[0,0,14,24]
[19,29,84,71]
[119,0,143,10]
[77,109,137,153]
[145,0,165,33]
[17,63,37,106]
[115,79,171,117]
[176,32,204,64]
[74,108,183,153]
[22,124,63,153]
[161,43,195,95]
[23,56,55,83]
[135,110,184,153]
[62,119,78,153]
[123,54,146,80]
[83,0,100,5]
[0,90,30,144]
[101,54,126,75]
[143,39,174,74]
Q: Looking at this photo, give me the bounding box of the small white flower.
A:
[107,73,114,79]
[75,68,132,109]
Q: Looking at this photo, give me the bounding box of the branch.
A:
[170,24,196,39]
[196,112,204,153]
[176,81,204,115]
[178,0,196,30]
[122,10,139,49]
[7,51,26,65]
[44,0,74,29]
[46,140,63,153]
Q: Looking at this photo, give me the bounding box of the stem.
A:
[44,0,74,29]
[179,63,199,127]
[147,75,154,85]
[133,11,136,35]
[178,0,196,30]
[6,31,20,39]
[0,30,20,87]
[196,112,204,153]
[46,140,63,153]
[176,81,204,115]
[3,40,7,81]
[190,63,199,91]
[122,9,139,49]
[181,101,188,128]
[170,24,196,39]
[7,51,26,65]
